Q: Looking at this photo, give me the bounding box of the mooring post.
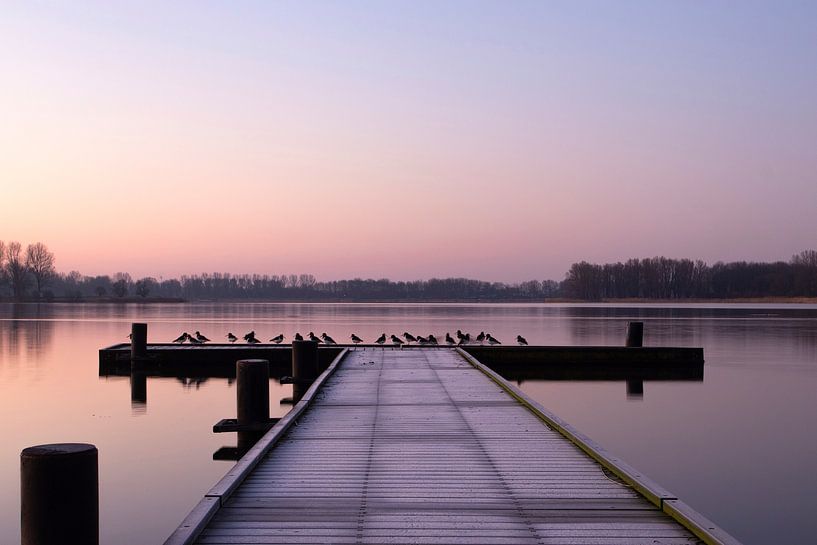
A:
[292,340,319,402]
[131,322,147,361]
[236,359,270,425]
[21,443,99,545]
[625,321,644,347]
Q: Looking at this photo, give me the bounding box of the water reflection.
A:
[0,304,56,362]
[4,302,817,545]
[130,371,147,413]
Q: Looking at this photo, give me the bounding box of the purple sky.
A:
[2,2,816,281]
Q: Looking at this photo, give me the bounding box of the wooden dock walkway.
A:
[166,348,737,545]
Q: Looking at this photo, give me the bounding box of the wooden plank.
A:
[163,347,735,545]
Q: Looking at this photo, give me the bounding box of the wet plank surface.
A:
[195,348,702,544]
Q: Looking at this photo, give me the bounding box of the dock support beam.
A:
[236,359,270,426]
[292,340,319,402]
[625,321,644,347]
[21,443,98,545]
[131,322,147,361]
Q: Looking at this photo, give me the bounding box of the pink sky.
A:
[2,3,816,281]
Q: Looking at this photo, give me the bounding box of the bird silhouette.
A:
[476,331,486,342]
[270,334,284,344]
[187,335,203,345]
[456,329,465,340]
[416,335,429,344]
[243,331,256,341]
[516,335,528,346]
[321,333,337,344]
[127,333,133,340]
[350,334,364,344]
[194,331,210,343]
[428,334,439,345]
[246,335,261,344]
[457,336,467,345]
[403,332,417,343]
[445,333,456,345]
[308,332,323,343]
[390,335,404,345]
[226,333,238,343]
[294,332,304,341]
[486,334,501,345]
[172,333,188,343]
[375,333,386,345]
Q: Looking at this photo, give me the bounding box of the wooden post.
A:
[131,323,147,361]
[625,321,643,347]
[292,340,319,403]
[236,359,270,425]
[21,443,98,545]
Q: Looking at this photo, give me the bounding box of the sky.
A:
[1,1,816,282]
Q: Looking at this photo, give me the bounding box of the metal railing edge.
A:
[162,347,349,545]
[455,347,742,545]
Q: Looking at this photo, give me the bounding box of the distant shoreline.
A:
[2,296,817,305]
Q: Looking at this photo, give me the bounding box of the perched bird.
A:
[321,333,337,344]
[270,334,284,344]
[375,333,386,345]
[486,334,501,345]
[476,331,486,342]
[403,332,417,343]
[243,331,256,341]
[294,332,304,341]
[350,334,364,344]
[517,335,528,346]
[416,335,429,344]
[226,333,238,343]
[187,335,203,345]
[464,333,471,343]
[390,335,404,345]
[194,331,210,343]
[246,335,261,344]
[127,333,133,340]
[428,334,438,345]
[172,332,188,344]
[457,336,467,345]
[445,333,456,345]
[308,332,323,343]
[456,329,465,340]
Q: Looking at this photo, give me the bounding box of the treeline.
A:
[562,251,817,300]
[35,272,562,302]
[2,239,816,301]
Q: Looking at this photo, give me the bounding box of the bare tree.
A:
[25,242,56,297]
[0,240,6,290]
[5,242,29,299]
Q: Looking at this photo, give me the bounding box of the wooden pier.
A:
[165,347,737,545]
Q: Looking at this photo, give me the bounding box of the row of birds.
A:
[171,330,529,346]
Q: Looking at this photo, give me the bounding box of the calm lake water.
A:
[1,302,816,544]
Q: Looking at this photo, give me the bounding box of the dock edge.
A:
[456,347,742,545]
[162,348,349,545]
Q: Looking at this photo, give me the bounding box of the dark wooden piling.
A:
[236,359,270,426]
[291,340,319,402]
[626,321,644,347]
[21,443,98,545]
[130,323,148,361]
